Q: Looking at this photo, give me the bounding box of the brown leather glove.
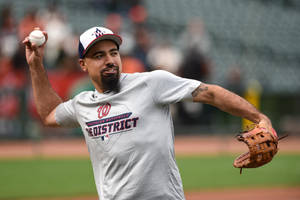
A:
[233,124,279,174]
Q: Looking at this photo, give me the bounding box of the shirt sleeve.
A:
[55,99,80,127]
[147,70,201,104]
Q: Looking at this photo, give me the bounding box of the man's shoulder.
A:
[121,70,172,81]
[121,71,148,79]
[70,90,95,103]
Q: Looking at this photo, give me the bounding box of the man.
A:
[23,26,276,200]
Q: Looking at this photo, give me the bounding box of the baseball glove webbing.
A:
[233,124,287,174]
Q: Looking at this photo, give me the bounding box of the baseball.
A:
[28,30,45,46]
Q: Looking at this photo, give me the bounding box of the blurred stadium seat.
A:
[145,0,300,93]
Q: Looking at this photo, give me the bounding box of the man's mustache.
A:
[101,64,119,73]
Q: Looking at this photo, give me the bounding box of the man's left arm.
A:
[192,83,273,131]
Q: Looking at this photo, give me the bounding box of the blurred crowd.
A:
[1,1,239,137]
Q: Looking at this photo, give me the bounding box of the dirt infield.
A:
[16,187,300,200]
[0,135,299,158]
[1,135,300,200]
[185,187,300,200]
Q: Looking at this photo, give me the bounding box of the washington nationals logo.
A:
[97,103,111,119]
[94,28,104,37]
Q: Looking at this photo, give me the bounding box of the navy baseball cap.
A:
[78,26,122,58]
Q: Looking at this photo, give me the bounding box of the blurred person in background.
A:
[23,26,277,200]
[132,25,152,71]
[104,13,144,73]
[0,5,26,128]
[121,54,145,73]
[223,65,246,129]
[38,1,75,69]
[0,4,19,60]
[128,3,147,25]
[176,46,214,125]
[225,66,245,96]
[13,7,45,74]
[0,4,25,82]
[105,13,135,56]
[18,7,44,41]
[179,18,211,56]
[177,19,214,125]
[147,40,182,74]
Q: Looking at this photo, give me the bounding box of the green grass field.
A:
[0,154,299,199]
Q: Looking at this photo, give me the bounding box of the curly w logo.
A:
[97,103,111,119]
[94,28,104,37]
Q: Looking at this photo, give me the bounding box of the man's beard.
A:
[100,65,120,93]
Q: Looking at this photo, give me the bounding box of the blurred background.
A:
[0,0,300,139]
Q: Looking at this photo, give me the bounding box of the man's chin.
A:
[101,75,120,93]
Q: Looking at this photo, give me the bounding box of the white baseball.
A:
[28,30,45,46]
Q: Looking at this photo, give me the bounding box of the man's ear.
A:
[78,59,87,72]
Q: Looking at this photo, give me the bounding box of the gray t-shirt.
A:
[55,70,201,200]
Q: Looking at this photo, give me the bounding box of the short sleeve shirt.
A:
[56,70,201,200]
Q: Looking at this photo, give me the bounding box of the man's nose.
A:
[105,55,114,65]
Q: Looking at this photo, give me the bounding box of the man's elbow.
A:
[41,109,59,127]
[41,117,58,127]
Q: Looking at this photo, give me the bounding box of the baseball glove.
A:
[233,124,283,174]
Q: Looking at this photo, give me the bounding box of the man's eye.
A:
[111,52,118,56]
[95,55,103,59]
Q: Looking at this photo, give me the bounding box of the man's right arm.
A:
[23,29,62,127]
